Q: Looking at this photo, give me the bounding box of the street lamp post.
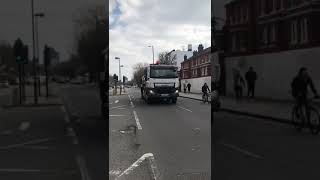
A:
[115,57,122,95]
[34,13,45,97]
[148,45,154,64]
[31,0,37,104]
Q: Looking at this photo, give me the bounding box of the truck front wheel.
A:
[172,98,177,104]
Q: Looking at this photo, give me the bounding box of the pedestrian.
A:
[233,69,245,99]
[245,66,257,98]
[183,82,187,93]
[187,83,191,93]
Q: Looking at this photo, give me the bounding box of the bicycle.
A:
[202,92,210,104]
[291,97,320,135]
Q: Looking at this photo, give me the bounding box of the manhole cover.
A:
[177,172,209,180]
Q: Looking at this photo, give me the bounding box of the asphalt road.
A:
[58,83,108,180]
[0,87,82,179]
[114,87,211,179]
[213,111,320,180]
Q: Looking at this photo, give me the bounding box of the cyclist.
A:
[202,83,211,101]
[291,67,319,118]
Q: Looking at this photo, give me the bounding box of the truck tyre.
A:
[146,97,151,104]
[172,98,177,104]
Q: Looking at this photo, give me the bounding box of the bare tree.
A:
[158,52,177,65]
[132,62,148,86]
[72,4,107,82]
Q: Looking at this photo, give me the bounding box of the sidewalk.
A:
[109,88,128,96]
[179,92,210,101]
[179,92,320,124]
[2,84,63,108]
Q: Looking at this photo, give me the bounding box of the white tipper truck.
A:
[141,64,179,104]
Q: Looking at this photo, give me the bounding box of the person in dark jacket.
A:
[291,67,319,106]
[187,83,191,93]
[233,69,245,99]
[245,66,257,98]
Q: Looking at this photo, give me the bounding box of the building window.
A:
[275,0,281,10]
[270,23,276,42]
[263,26,268,45]
[291,20,298,44]
[261,0,265,15]
[232,33,237,51]
[301,18,308,43]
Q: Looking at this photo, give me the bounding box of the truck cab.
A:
[141,64,179,104]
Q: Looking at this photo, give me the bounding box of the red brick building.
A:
[224,0,320,56]
[181,45,211,79]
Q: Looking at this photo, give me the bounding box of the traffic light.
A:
[44,45,50,66]
[13,38,24,63]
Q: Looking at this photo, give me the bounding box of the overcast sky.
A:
[109,0,211,80]
[0,0,105,63]
[213,0,226,29]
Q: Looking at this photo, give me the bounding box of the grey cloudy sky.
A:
[0,0,105,63]
[109,0,211,80]
[213,0,227,29]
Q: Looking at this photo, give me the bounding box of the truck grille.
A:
[154,87,175,94]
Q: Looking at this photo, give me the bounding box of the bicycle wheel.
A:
[292,106,303,131]
[308,107,320,135]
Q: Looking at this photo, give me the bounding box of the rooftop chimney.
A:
[184,54,188,61]
[198,44,204,52]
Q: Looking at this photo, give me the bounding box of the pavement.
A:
[109,87,211,179]
[179,92,320,124]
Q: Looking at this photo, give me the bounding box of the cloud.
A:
[109,0,211,80]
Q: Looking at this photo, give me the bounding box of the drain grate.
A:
[177,172,209,180]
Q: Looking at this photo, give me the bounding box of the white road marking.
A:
[177,105,193,112]
[109,115,128,117]
[117,108,127,110]
[20,145,53,150]
[115,153,159,180]
[1,130,13,135]
[220,142,264,159]
[64,116,70,123]
[110,105,127,110]
[109,170,122,176]
[76,155,92,180]
[18,122,30,131]
[60,106,66,113]
[66,127,79,145]
[115,100,119,104]
[0,168,43,173]
[133,111,142,130]
[0,138,54,150]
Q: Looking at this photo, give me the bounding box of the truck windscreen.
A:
[150,67,178,78]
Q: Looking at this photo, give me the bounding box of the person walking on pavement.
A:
[183,82,187,93]
[187,83,191,93]
[245,66,257,98]
[233,69,245,99]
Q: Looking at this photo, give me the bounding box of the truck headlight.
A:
[149,90,154,94]
[175,90,179,94]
